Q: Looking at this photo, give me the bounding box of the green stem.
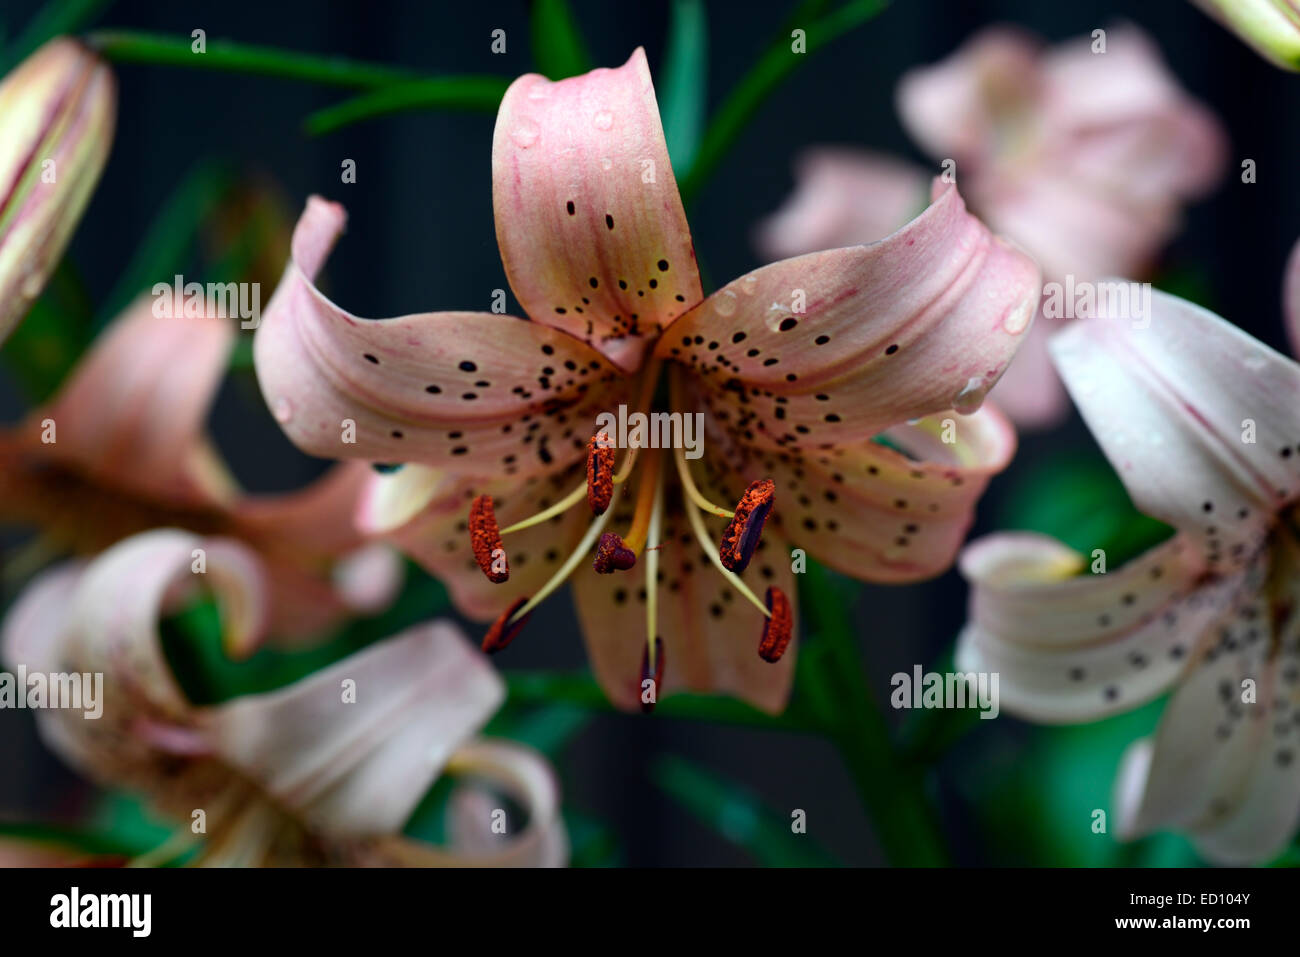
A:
[679,0,889,204]
[303,76,508,135]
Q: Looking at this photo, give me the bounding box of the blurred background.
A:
[1,0,1296,866]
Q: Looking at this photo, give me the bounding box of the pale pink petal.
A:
[204,620,504,835]
[956,531,1258,722]
[492,48,701,372]
[1285,235,1300,357]
[331,542,404,613]
[657,181,1040,447]
[754,149,929,260]
[253,196,629,477]
[1049,289,1300,563]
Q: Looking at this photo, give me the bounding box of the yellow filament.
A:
[498,480,587,535]
[508,490,621,623]
[644,466,665,671]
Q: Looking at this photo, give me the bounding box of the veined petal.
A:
[38,294,237,506]
[1114,583,1300,863]
[492,48,701,372]
[712,406,1015,583]
[205,621,504,835]
[754,149,929,260]
[1050,289,1300,562]
[0,38,116,343]
[956,531,1256,722]
[657,181,1040,446]
[572,485,797,714]
[253,196,629,477]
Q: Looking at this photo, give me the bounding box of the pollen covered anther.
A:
[719,479,776,574]
[587,430,615,515]
[640,636,665,714]
[482,596,532,654]
[758,586,793,663]
[469,494,509,583]
[593,532,637,574]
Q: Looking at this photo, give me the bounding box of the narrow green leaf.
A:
[659,0,708,175]
[680,0,889,203]
[651,754,840,866]
[303,75,509,135]
[529,0,592,80]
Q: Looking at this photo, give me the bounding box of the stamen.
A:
[497,481,586,535]
[586,430,615,514]
[508,490,622,623]
[640,636,664,714]
[719,479,776,574]
[620,446,663,555]
[683,492,772,618]
[672,441,735,519]
[483,596,532,653]
[593,532,636,573]
[643,469,665,689]
[757,587,793,662]
[469,494,509,583]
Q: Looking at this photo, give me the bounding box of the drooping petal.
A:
[956,531,1257,722]
[1191,0,1300,71]
[708,405,1015,583]
[253,196,629,477]
[1114,573,1300,864]
[0,38,115,344]
[358,461,589,621]
[1050,289,1300,563]
[205,621,503,835]
[657,181,1040,447]
[37,294,237,506]
[492,48,702,372]
[572,483,798,714]
[754,149,929,260]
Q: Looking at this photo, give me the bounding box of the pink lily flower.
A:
[1191,0,1300,70]
[2,529,566,867]
[0,293,400,643]
[957,249,1300,864]
[253,49,1041,714]
[0,37,116,344]
[758,24,1225,428]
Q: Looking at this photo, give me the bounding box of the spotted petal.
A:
[656,181,1040,448]
[254,196,629,478]
[1050,289,1300,564]
[492,48,702,372]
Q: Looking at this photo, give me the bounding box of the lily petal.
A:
[1285,235,1300,357]
[956,531,1256,722]
[657,181,1040,446]
[1050,289,1300,562]
[253,196,629,477]
[206,620,503,835]
[0,38,115,343]
[492,48,701,372]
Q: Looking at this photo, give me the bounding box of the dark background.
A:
[1,0,1295,865]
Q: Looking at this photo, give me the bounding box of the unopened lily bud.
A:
[0,37,116,343]
[1192,0,1300,70]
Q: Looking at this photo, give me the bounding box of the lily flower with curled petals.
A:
[957,251,1300,864]
[0,293,400,643]
[254,49,1040,714]
[759,24,1225,428]
[0,37,115,344]
[1,529,566,867]
[1192,0,1300,69]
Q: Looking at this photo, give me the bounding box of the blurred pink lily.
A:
[0,37,115,344]
[254,49,1041,713]
[0,294,399,643]
[759,24,1225,428]
[957,249,1300,863]
[1192,0,1300,69]
[1,529,567,867]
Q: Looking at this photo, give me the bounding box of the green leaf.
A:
[651,754,840,866]
[0,259,94,402]
[679,0,890,203]
[1,0,114,72]
[564,809,625,867]
[485,702,591,757]
[659,0,708,176]
[529,0,592,80]
[303,76,509,135]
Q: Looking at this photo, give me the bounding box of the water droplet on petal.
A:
[600,156,613,171]
[1243,354,1268,372]
[952,377,988,415]
[713,291,738,317]
[1002,295,1033,335]
[593,110,614,130]
[739,274,758,295]
[511,120,539,148]
[527,83,551,100]
[273,398,294,423]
